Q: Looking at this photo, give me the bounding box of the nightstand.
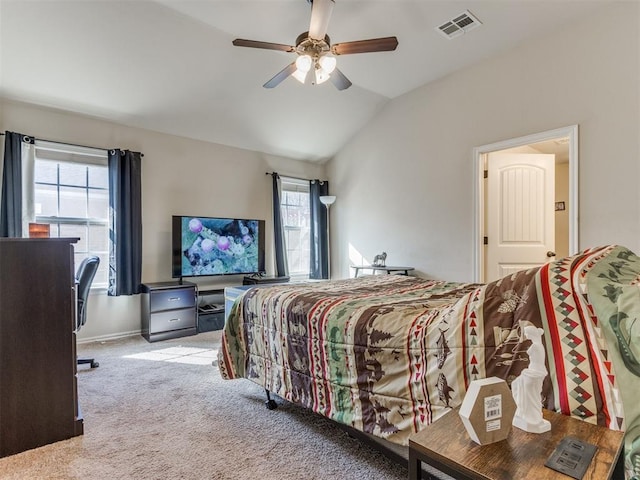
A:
[408,409,624,480]
[141,282,197,342]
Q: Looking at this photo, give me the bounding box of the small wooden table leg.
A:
[612,448,625,480]
[408,448,421,480]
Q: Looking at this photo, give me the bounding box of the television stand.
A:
[196,288,226,333]
[198,304,223,314]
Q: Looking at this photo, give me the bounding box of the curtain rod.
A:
[1,132,143,157]
[265,172,326,183]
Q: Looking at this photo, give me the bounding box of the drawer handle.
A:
[168,318,180,322]
[167,297,181,302]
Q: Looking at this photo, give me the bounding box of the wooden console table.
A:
[351,265,415,277]
[408,408,624,480]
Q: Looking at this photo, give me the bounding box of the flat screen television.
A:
[172,215,265,279]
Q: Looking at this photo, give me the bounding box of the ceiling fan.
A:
[232,0,398,91]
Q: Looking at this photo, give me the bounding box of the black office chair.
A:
[76,256,100,368]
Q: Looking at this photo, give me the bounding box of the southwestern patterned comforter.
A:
[219,245,640,479]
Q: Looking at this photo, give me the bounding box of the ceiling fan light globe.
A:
[292,69,308,84]
[318,55,337,74]
[315,67,331,84]
[295,54,313,73]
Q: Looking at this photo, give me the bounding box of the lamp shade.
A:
[292,69,308,84]
[318,55,337,74]
[293,55,313,84]
[319,195,336,206]
[296,55,313,72]
[315,67,331,84]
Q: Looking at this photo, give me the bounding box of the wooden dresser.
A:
[0,238,83,457]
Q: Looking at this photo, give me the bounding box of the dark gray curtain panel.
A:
[271,172,289,278]
[309,180,329,280]
[108,149,142,296]
[0,132,32,237]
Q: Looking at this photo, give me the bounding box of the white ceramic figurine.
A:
[511,325,551,433]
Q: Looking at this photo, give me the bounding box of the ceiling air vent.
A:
[437,10,482,39]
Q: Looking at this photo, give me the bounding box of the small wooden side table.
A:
[351,265,415,277]
[408,409,625,480]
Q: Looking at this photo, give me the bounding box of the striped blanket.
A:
[219,245,640,479]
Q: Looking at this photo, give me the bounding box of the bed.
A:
[219,245,640,479]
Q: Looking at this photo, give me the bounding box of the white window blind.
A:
[33,140,109,287]
[280,177,311,280]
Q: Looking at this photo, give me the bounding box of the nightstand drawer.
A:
[150,288,195,312]
[149,307,196,334]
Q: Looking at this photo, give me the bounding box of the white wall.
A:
[327,2,640,282]
[0,99,324,342]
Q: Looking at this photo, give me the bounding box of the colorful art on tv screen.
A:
[172,216,265,278]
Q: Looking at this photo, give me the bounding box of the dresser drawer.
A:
[148,307,196,334]
[149,287,195,312]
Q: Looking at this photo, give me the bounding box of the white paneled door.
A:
[485,153,555,282]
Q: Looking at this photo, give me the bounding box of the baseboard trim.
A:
[77,329,141,345]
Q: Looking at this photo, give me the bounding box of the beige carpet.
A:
[0,331,408,480]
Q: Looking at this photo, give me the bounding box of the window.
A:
[33,142,109,287]
[280,178,311,280]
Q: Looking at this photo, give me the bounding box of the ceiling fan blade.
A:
[308,0,335,40]
[331,36,399,55]
[330,68,352,91]
[263,62,297,89]
[232,39,295,53]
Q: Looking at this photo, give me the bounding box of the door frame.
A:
[472,125,579,282]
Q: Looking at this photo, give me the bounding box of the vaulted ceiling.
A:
[0,1,610,162]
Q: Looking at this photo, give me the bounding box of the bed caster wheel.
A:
[264,389,278,409]
[91,361,99,368]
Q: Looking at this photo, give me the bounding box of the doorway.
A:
[473,125,579,283]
